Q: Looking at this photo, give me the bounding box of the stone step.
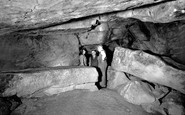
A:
[0,66,98,97]
[111,47,185,94]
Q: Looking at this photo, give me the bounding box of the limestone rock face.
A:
[0,67,98,97]
[112,47,185,94]
[0,0,168,31]
[0,33,79,71]
[118,81,156,105]
[0,0,185,34]
[116,0,185,23]
[106,18,185,67]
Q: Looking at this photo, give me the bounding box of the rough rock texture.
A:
[106,18,185,67]
[0,0,185,34]
[116,0,185,23]
[0,0,169,31]
[79,27,107,45]
[44,83,98,96]
[11,90,157,115]
[0,96,21,115]
[143,90,185,115]
[107,67,130,89]
[161,90,185,115]
[112,47,185,94]
[0,33,79,71]
[0,67,98,97]
[118,81,156,105]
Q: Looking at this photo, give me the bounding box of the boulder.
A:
[118,81,156,105]
[107,67,130,89]
[112,47,185,94]
[0,67,98,97]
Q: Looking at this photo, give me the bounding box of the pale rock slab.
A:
[118,81,156,105]
[112,47,185,94]
[0,67,98,97]
[107,67,130,89]
[44,83,98,96]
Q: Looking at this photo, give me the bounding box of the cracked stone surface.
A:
[0,67,98,97]
[111,47,185,94]
[0,0,185,35]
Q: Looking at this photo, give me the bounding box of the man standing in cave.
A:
[97,45,107,88]
[79,48,87,66]
[89,50,98,67]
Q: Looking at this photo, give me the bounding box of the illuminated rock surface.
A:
[0,67,98,97]
[112,47,185,94]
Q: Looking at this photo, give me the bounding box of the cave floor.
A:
[17,89,162,115]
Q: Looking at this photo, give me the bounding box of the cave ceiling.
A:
[0,0,185,34]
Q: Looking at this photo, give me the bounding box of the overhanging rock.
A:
[0,67,98,97]
[111,47,185,94]
[0,0,166,31]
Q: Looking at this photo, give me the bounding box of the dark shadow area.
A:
[94,67,103,89]
[0,95,22,115]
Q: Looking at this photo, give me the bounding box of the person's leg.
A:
[99,61,107,88]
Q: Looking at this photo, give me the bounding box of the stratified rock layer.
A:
[0,67,98,97]
[0,0,167,31]
[112,47,185,94]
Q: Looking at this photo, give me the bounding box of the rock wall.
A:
[0,33,79,71]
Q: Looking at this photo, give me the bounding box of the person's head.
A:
[80,47,86,55]
[97,45,103,52]
[91,50,97,57]
[82,49,86,55]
